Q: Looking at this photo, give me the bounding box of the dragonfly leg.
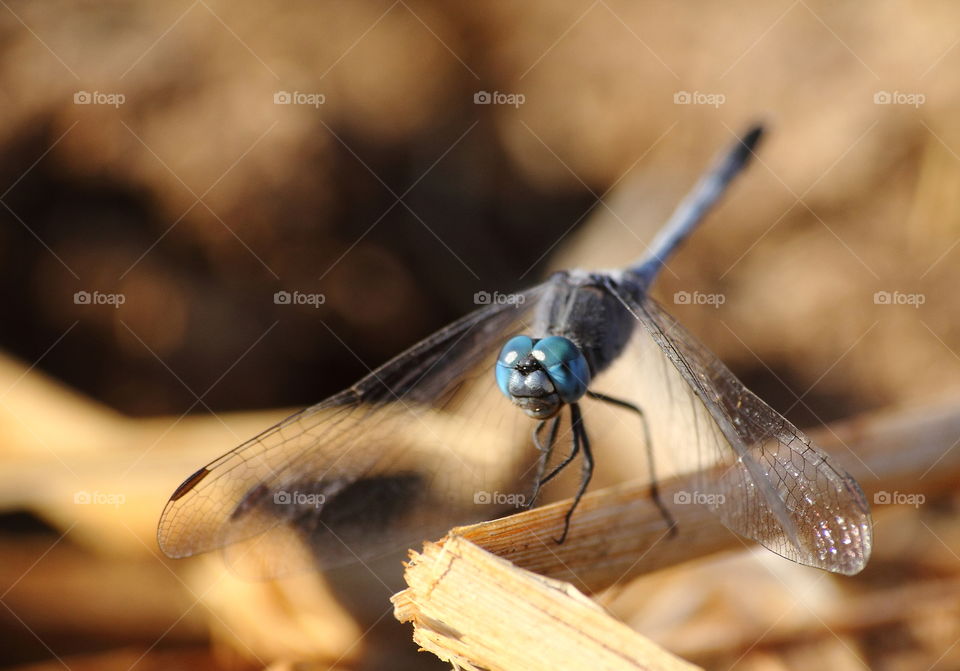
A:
[525,416,560,510]
[586,390,678,536]
[556,402,592,543]
[538,418,580,488]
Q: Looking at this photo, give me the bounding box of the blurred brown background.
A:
[2,1,960,670]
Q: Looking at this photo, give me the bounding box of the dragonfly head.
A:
[495,335,591,419]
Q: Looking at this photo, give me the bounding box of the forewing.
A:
[595,286,871,575]
[157,285,546,576]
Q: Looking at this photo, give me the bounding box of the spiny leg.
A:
[556,402,593,543]
[538,420,580,489]
[586,390,677,536]
[525,416,561,510]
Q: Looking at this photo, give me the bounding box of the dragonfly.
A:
[157,125,872,578]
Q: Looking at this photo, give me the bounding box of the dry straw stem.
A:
[447,399,960,594]
[392,535,701,671]
[393,400,960,670]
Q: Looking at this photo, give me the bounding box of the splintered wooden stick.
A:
[392,536,702,671]
[446,399,960,594]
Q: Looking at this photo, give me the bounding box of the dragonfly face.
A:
[495,335,592,419]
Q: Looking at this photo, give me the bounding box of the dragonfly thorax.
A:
[495,335,591,419]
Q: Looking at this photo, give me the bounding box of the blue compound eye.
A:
[532,336,590,403]
[495,335,535,397]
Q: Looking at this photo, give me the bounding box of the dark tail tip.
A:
[734,124,765,165]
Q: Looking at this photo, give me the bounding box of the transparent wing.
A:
[595,285,872,575]
[157,285,547,577]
